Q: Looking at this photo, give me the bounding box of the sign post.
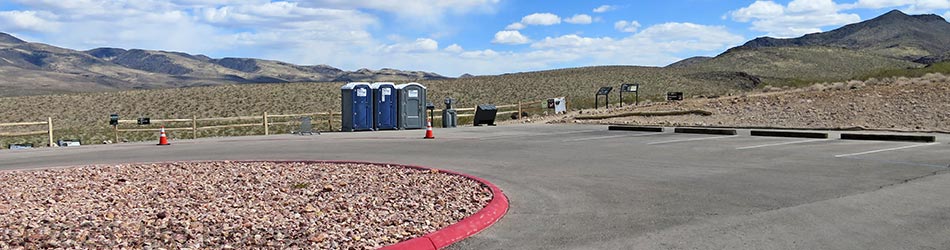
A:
[595,87,613,109]
[619,83,639,107]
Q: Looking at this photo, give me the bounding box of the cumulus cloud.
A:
[843,0,950,12]
[564,14,593,24]
[614,20,641,33]
[382,38,439,53]
[521,13,561,25]
[505,22,526,30]
[492,30,531,44]
[729,0,861,37]
[444,44,464,53]
[300,0,501,23]
[593,5,616,13]
[531,35,614,49]
[0,10,60,32]
[2,0,749,77]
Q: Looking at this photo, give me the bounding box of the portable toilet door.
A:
[396,83,427,129]
[371,82,398,130]
[341,82,374,131]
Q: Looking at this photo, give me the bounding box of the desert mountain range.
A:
[1,10,948,97]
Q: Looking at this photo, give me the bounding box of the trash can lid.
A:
[395,82,426,89]
[370,82,396,89]
[342,82,371,90]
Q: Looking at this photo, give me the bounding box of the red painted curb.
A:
[376,163,509,250]
[249,160,509,250]
[32,160,508,249]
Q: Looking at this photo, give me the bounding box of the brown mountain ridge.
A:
[0,34,447,97]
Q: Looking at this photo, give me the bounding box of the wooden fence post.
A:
[263,112,269,135]
[192,115,197,139]
[47,117,54,147]
[113,125,119,144]
[327,113,333,132]
[518,101,523,119]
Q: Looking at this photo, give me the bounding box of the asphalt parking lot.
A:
[2,124,948,250]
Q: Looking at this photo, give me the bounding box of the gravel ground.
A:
[558,73,950,132]
[0,161,492,249]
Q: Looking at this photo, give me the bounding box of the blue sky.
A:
[1,1,949,76]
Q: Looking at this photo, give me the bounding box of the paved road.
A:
[2,124,948,250]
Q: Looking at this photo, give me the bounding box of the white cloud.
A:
[2,0,750,77]
[492,30,531,44]
[505,22,526,30]
[444,44,464,53]
[531,35,614,49]
[729,0,861,37]
[0,10,60,32]
[382,38,439,53]
[844,0,950,12]
[521,13,561,26]
[614,20,641,33]
[564,14,593,24]
[731,1,789,22]
[593,5,616,13]
[300,0,501,23]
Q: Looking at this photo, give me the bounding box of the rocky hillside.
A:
[670,10,950,86]
[0,33,446,97]
[733,10,950,63]
[565,73,950,132]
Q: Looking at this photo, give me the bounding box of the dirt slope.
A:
[561,73,950,132]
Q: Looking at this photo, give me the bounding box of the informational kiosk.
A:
[371,82,398,130]
[341,82,374,132]
[395,83,427,130]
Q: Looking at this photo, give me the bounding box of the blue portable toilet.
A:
[371,82,398,130]
[341,82,374,132]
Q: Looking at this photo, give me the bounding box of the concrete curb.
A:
[751,130,829,139]
[674,127,737,135]
[840,133,937,143]
[608,125,664,132]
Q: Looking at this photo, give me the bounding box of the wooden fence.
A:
[1,99,559,148]
[114,113,338,141]
[432,101,534,119]
[0,117,55,147]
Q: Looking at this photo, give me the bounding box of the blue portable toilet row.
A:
[341,82,426,131]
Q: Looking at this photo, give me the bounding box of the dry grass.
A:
[0,65,762,147]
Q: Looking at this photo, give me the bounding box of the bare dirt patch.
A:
[0,161,492,249]
[557,73,950,132]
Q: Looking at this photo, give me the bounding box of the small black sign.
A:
[547,99,556,109]
[667,92,684,101]
[110,114,119,126]
[621,83,639,92]
[137,117,150,125]
[597,87,613,96]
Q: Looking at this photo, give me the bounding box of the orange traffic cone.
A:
[424,118,435,139]
[157,126,171,146]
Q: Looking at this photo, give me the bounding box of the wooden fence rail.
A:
[2,99,559,149]
[0,117,54,148]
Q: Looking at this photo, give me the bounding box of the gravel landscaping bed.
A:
[0,161,493,249]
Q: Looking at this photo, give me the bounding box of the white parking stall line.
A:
[834,143,941,158]
[481,130,599,141]
[647,135,737,145]
[736,139,828,150]
[562,132,665,142]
